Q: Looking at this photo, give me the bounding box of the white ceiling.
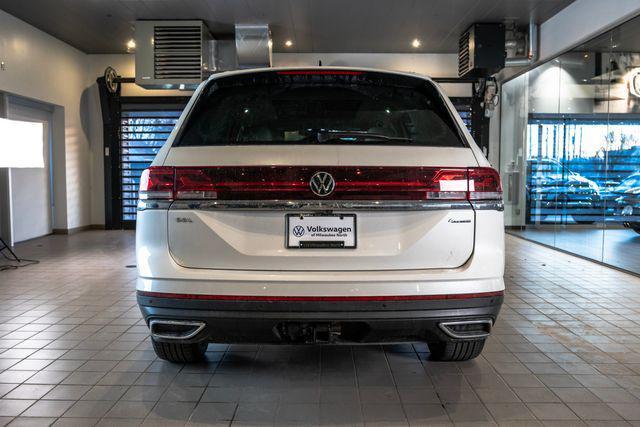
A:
[0,0,574,54]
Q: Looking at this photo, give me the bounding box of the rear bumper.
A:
[137,291,503,344]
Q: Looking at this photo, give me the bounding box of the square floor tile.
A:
[444,403,492,422]
[189,402,236,423]
[63,401,115,418]
[485,402,537,421]
[4,384,54,400]
[105,401,154,419]
[567,403,623,421]
[0,399,36,417]
[21,400,75,417]
[146,401,196,421]
[526,403,579,420]
[608,403,640,421]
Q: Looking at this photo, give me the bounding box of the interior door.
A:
[7,96,53,242]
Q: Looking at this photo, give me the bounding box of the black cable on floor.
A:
[0,251,40,271]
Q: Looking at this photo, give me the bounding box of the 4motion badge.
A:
[448,218,471,224]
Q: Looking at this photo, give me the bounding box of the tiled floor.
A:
[0,231,639,426]
[510,227,640,275]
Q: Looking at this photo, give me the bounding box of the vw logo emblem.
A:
[309,171,336,197]
[292,225,305,237]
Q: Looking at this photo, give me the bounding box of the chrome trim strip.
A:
[140,199,504,212]
[438,319,493,340]
[471,201,504,211]
[138,200,172,211]
[149,319,206,341]
[169,200,473,211]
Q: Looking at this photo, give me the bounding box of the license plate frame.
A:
[285,213,357,249]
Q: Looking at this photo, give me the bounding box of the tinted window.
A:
[174,70,465,147]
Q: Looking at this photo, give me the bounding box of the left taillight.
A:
[138,166,175,200]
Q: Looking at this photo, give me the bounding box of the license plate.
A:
[286,214,357,249]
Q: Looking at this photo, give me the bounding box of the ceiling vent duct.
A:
[504,18,539,67]
[135,20,212,89]
[235,24,272,69]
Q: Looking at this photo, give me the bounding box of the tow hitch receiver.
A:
[276,322,342,343]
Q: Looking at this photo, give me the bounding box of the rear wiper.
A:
[315,130,412,143]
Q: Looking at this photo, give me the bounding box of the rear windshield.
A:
[173,70,465,147]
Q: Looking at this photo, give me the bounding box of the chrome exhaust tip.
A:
[149,319,206,340]
[438,319,493,340]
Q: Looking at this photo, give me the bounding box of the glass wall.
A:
[500,14,640,274]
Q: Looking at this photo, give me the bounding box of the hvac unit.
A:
[135,20,212,89]
[458,23,506,77]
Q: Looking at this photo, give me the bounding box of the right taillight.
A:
[138,166,175,200]
[468,167,502,200]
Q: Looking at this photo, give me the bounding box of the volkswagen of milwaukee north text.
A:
[136,67,505,362]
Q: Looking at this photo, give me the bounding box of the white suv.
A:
[136,67,505,363]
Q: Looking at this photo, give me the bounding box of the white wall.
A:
[0,9,89,231]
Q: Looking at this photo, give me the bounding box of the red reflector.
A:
[138,290,504,302]
[277,70,364,75]
[139,166,174,200]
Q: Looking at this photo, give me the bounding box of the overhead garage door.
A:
[119,106,183,225]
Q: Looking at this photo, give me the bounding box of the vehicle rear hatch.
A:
[142,69,501,271]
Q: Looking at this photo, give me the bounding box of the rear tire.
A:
[152,339,207,363]
[428,339,485,361]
